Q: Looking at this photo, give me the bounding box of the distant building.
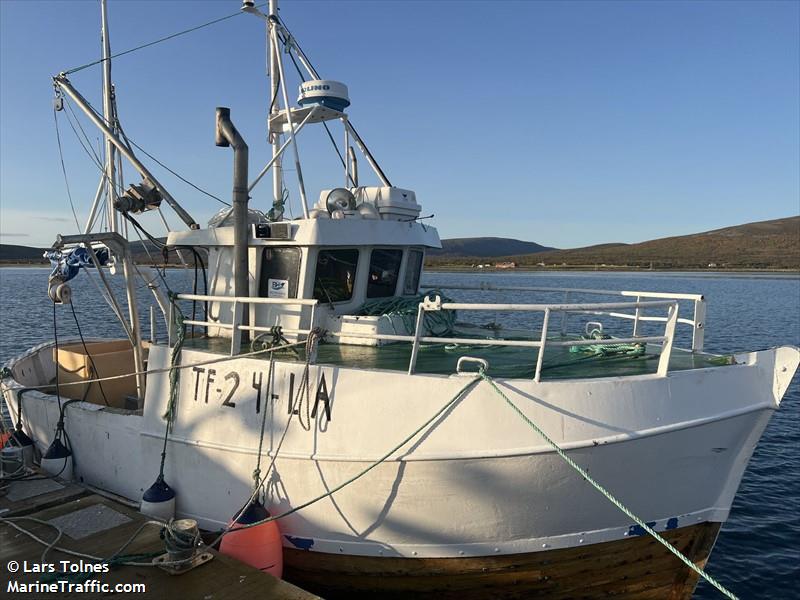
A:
[708,263,717,268]
[495,262,517,269]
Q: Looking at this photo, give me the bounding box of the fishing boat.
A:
[2,1,797,598]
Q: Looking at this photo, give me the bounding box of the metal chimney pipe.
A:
[215,107,250,341]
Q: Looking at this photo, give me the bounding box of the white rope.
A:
[4,339,306,392]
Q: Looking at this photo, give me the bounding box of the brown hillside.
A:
[524,216,800,269]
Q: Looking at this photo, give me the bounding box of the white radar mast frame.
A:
[242,0,392,220]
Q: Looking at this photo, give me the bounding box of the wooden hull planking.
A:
[283,522,721,599]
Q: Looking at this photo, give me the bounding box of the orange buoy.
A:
[219,500,283,578]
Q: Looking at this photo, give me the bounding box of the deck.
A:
[182,327,731,380]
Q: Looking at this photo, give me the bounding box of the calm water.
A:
[1,267,798,599]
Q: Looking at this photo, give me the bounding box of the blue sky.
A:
[1,0,798,249]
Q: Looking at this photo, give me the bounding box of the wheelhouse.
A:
[166,199,441,347]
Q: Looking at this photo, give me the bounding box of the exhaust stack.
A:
[215,107,250,341]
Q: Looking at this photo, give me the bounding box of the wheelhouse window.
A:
[403,249,424,295]
[313,249,359,303]
[367,249,403,298]
[259,247,301,299]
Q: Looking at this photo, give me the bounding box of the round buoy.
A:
[8,427,35,468]
[140,476,176,521]
[40,437,73,480]
[220,500,283,578]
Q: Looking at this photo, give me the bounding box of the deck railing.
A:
[169,285,695,380]
[424,282,706,352]
[406,295,679,381]
[171,293,318,356]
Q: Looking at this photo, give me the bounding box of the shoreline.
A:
[0,262,193,269]
[2,262,797,277]
[424,265,800,274]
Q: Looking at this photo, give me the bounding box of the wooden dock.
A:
[0,475,321,599]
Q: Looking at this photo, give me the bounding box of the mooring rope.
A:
[217,369,737,600]
[0,301,739,596]
[477,368,738,600]
[220,327,325,542]
[252,353,275,491]
[161,306,186,425]
[209,375,482,545]
[1,364,743,595]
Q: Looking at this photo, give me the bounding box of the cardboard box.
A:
[54,340,144,409]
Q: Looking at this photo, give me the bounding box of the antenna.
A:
[242,0,393,210]
[268,1,284,218]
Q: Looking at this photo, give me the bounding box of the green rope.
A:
[162,305,186,426]
[708,355,736,366]
[570,343,645,357]
[570,329,645,357]
[357,290,456,336]
[155,299,186,483]
[477,369,738,600]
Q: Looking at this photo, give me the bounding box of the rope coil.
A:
[357,291,456,336]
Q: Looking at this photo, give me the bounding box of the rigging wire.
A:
[52,303,64,415]
[100,204,108,232]
[63,4,268,76]
[64,99,105,169]
[69,302,111,407]
[52,109,82,232]
[122,212,209,328]
[156,207,188,266]
[61,102,124,198]
[56,4,381,211]
[121,212,166,249]
[323,122,356,187]
[117,122,230,207]
[276,16,319,76]
[278,22,356,187]
[268,58,281,116]
[62,94,229,209]
[128,219,169,293]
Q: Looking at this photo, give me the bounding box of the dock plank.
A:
[0,494,320,599]
[0,474,87,517]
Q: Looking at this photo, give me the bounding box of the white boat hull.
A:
[3,342,797,561]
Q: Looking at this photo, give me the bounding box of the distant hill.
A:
[525,216,800,269]
[3,236,556,265]
[0,240,165,264]
[427,216,800,270]
[2,216,798,269]
[0,244,47,262]
[431,237,555,258]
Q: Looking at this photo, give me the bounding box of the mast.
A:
[243,0,390,204]
[100,0,118,234]
[100,0,145,399]
[268,0,283,218]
